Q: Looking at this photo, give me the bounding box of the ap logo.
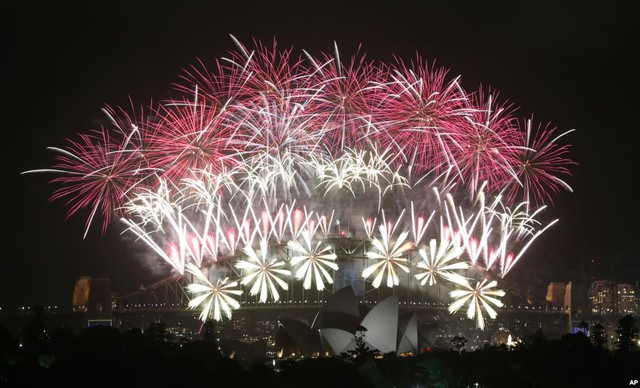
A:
[630,380,638,386]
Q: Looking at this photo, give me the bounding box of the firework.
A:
[28,36,575,327]
[452,90,520,198]
[120,180,192,274]
[23,102,157,237]
[448,279,506,330]
[502,119,576,211]
[235,238,291,302]
[287,232,338,291]
[185,263,242,322]
[227,95,326,203]
[303,42,383,152]
[146,95,235,183]
[225,35,307,102]
[414,238,468,287]
[312,146,408,206]
[362,223,414,288]
[372,55,471,180]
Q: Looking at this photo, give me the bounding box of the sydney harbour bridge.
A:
[114,235,534,313]
[105,235,570,349]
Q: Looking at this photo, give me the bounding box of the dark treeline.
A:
[1,312,638,387]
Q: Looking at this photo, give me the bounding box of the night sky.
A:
[3,0,639,310]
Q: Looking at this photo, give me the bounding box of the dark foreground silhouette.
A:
[1,315,638,388]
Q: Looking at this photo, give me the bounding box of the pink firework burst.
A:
[173,54,251,113]
[372,55,472,179]
[225,35,307,102]
[226,93,326,200]
[146,97,235,184]
[451,88,521,197]
[303,43,385,154]
[502,118,576,210]
[44,126,150,237]
[30,36,576,248]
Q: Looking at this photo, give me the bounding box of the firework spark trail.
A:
[147,93,235,184]
[181,167,239,263]
[120,180,196,274]
[442,192,486,266]
[174,55,250,109]
[225,35,309,103]
[311,146,409,209]
[410,201,434,246]
[27,128,149,238]
[362,217,377,239]
[227,94,326,204]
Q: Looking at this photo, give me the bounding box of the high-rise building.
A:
[615,283,638,315]
[588,280,638,315]
[589,280,615,314]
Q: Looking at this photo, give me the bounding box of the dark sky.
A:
[2,0,639,310]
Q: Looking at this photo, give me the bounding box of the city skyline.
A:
[3,1,639,311]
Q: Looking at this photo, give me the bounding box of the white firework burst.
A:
[312,147,409,208]
[448,279,505,330]
[227,96,324,202]
[362,224,414,288]
[121,180,195,274]
[236,238,291,302]
[287,231,338,291]
[185,263,242,322]
[414,238,468,287]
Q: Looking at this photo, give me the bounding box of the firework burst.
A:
[453,90,521,197]
[146,95,235,183]
[28,35,576,327]
[503,118,576,211]
[414,238,468,287]
[303,42,383,152]
[185,263,242,322]
[287,231,338,291]
[235,238,291,302]
[362,224,415,288]
[373,55,472,180]
[448,279,506,330]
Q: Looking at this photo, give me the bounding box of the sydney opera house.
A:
[276,285,419,357]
